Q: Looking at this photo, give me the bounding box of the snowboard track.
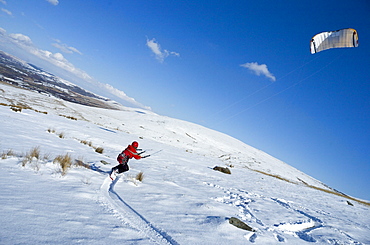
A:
[100,176,179,245]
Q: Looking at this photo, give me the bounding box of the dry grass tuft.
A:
[59,114,78,120]
[10,106,22,112]
[253,169,296,184]
[29,146,41,159]
[22,147,41,166]
[80,140,93,147]
[1,149,14,159]
[0,101,46,114]
[136,172,144,182]
[54,153,72,175]
[47,128,56,133]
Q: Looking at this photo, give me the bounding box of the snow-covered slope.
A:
[1,82,369,244]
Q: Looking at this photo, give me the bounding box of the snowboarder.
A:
[110,141,142,180]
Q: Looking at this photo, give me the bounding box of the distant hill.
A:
[0,50,120,110]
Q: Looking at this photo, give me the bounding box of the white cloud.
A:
[102,83,151,110]
[9,33,33,46]
[46,0,59,6]
[1,8,12,16]
[52,52,64,61]
[0,1,7,5]
[240,62,276,82]
[52,39,82,55]
[2,30,91,81]
[146,38,179,63]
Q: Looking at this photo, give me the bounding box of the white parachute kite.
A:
[310,28,359,54]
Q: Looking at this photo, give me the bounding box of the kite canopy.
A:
[310,28,359,54]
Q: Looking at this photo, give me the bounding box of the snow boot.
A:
[109,169,118,180]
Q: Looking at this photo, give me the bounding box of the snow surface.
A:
[1,82,369,244]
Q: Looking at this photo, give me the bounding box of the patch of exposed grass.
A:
[22,146,41,166]
[76,138,105,155]
[59,114,78,120]
[1,149,14,159]
[54,153,72,176]
[21,147,43,171]
[136,172,144,182]
[80,139,93,147]
[253,169,296,184]
[46,128,65,139]
[47,128,56,133]
[10,106,22,112]
[34,109,47,114]
[7,103,47,114]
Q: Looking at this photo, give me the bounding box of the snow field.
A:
[1,83,369,244]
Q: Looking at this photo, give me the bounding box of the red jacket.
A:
[123,144,141,159]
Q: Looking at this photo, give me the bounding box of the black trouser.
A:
[112,154,129,173]
[112,163,129,173]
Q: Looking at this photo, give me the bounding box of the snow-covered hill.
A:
[0,81,369,244]
[0,50,149,110]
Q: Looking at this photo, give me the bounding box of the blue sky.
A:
[1,0,369,200]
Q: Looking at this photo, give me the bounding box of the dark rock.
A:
[229,217,256,232]
[213,166,231,174]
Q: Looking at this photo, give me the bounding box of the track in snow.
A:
[204,182,363,244]
[100,176,179,245]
